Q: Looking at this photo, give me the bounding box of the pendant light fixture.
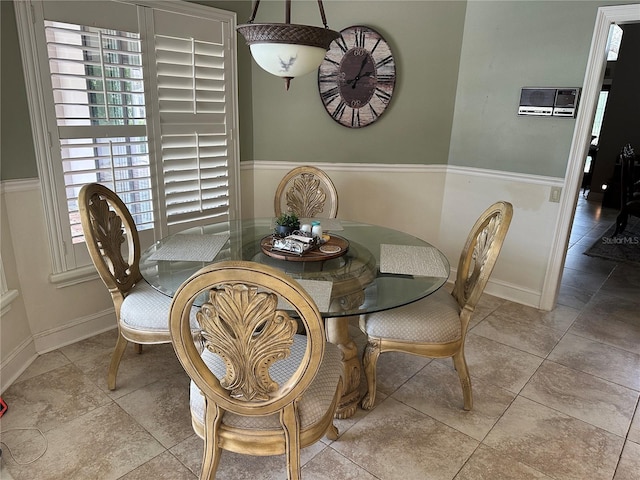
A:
[237,0,340,90]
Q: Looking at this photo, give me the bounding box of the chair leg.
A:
[107,333,129,390]
[134,343,143,354]
[281,403,301,480]
[360,339,381,410]
[452,350,473,411]
[201,402,223,480]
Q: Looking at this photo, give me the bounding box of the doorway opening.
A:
[540,4,640,311]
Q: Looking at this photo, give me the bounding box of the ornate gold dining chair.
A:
[79,183,199,390]
[169,261,343,480]
[274,166,339,218]
[359,201,513,411]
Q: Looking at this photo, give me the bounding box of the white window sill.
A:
[49,265,100,288]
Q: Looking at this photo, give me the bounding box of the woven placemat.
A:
[380,244,449,277]
[277,279,333,313]
[148,234,229,262]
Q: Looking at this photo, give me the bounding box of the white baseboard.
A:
[1,308,117,392]
[449,268,541,308]
[1,336,38,394]
[32,308,117,354]
[483,278,541,308]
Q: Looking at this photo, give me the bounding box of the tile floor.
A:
[1,197,639,479]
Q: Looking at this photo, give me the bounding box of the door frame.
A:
[540,4,640,310]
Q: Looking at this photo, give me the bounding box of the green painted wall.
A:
[3,0,638,180]
[1,0,39,180]
[449,1,608,178]
[248,0,467,165]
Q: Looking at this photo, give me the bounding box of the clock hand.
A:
[351,71,373,89]
[348,57,370,88]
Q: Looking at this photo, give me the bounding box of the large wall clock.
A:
[318,25,396,128]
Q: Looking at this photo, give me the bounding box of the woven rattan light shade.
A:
[236,23,339,49]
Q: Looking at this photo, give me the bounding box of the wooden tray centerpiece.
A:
[260,234,349,262]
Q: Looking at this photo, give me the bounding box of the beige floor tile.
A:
[0,363,112,433]
[371,350,432,396]
[560,267,610,294]
[569,308,640,356]
[469,293,506,328]
[119,452,197,479]
[169,434,203,476]
[9,350,70,384]
[1,403,164,480]
[454,444,553,479]
[483,397,624,480]
[599,264,640,303]
[471,312,564,357]
[491,302,580,333]
[548,333,640,390]
[464,333,543,393]
[613,441,640,480]
[520,360,638,436]
[59,328,119,363]
[73,342,186,399]
[0,463,16,480]
[302,447,378,479]
[629,408,640,444]
[392,361,516,441]
[331,397,478,480]
[116,372,193,448]
[582,292,640,327]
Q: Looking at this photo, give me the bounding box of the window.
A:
[606,24,623,61]
[15,0,239,277]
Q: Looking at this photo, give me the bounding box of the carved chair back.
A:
[169,261,326,418]
[79,183,142,304]
[452,201,513,315]
[274,166,339,218]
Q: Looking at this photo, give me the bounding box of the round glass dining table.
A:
[139,218,450,418]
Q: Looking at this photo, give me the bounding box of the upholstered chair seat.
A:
[120,281,199,332]
[363,289,461,343]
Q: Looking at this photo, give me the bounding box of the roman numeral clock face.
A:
[318,26,396,128]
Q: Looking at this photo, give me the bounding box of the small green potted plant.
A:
[274,212,300,237]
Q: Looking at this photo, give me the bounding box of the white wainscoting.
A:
[246,161,564,308]
[1,179,117,392]
[440,166,564,307]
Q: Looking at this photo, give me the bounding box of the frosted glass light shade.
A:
[250,43,327,78]
[236,21,339,88]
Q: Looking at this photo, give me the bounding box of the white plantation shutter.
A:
[43,19,154,246]
[150,10,235,235]
[17,1,239,274]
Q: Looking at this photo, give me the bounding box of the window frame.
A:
[14,0,240,283]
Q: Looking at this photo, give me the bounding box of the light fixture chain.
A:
[316,0,329,28]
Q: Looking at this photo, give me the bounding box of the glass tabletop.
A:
[139,218,450,317]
